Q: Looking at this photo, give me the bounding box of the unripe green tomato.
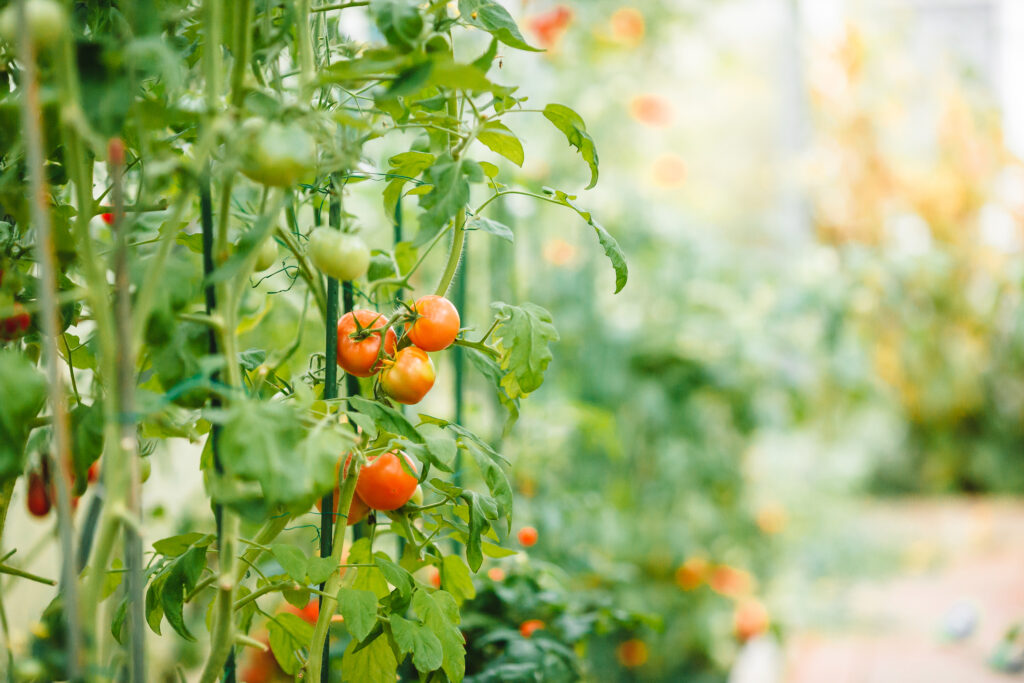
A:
[409,485,423,507]
[0,0,66,49]
[253,238,278,272]
[240,119,316,187]
[140,457,152,483]
[307,228,370,281]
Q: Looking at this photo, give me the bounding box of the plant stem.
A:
[296,0,315,91]
[434,209,466,297]
[16,5,80,677]
[312,1,369,11]
[0,563,56,586]
[305,464,359,683]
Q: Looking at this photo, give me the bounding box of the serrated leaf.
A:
[391,614,444,672]
[349,396,423,443]
[459,0,541,52]
[268,612,314,675]
[441,555,476,604]
[466,215,513,242]
[542,103,599,189]
[491,302,559,399]
[412,588,466,681]
[465,347,520,428]
[417,153,482,242]
[341,631,398,683]
[476,121,524,166]
[152,532,215,557]
[374,553,415,597]
[338,588,378,641]
[349,538,391,598]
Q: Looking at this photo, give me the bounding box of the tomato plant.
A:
[0,0,627,680]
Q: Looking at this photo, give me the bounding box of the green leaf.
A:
[70,402,104,495]
[349,538,391,598]
[373,0,424,51]
[417,153,482,242]
[466,347,520,427]
[441,555,476,605]
[390,614,444,673]
[349,396,422,444]
[491,302,560,398]
[271,544,308,583]
[459,0,541,52]
[541,188,628,293]
[205,194,285,285]
[542,104,599,189]
[466,215,513,242]
[306,557,337,585]
[374,553,415,597]
[145,543,208,640]
[476,121,524,166]
[268,612,314,676]
[0,351,46,483]
[338,588,378,642]
[471,37,499,72]
[412,588,466,682]
[341,631,399,683]
[152,533,215,557]
[461,491,491,571]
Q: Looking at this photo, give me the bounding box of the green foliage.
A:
[0,351,47,483]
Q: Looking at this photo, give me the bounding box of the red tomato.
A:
[487,567,506,582]
[356,452,418,511]
[26,472,51,517]
[709,565,754,598]
[733,599,770,641]
[380,347,435,405]
[517,526,538,548]
[0,303,30,341]
[238,635,282,683]
[428,567,441,588]
[519,619,545,638]
[406,295,460,351]
[336,310,397,377]
[101,212,114,225]
[288,599,319,624]
[87,461,100,483]
[526,6,572,49]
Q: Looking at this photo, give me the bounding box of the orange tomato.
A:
[406,295,460,351]
[517,526,538,547]
[616,639,649,668]
[733,599,770,641]
[519,619,545,638]
[380,346,435,405]
[674,556,709,591]
[356,452,418,511]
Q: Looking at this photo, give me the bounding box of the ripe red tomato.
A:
[487,567,506,582]
[517,526,538,547]
[519,619,545,638]
[674,556,708,591]
[355,452,418,511]
[101,212,115,225]
[380,347,435,405]
[0,303,30,341]
[406,295,460,351]
[26,472,51,517]
[337,310,397,377]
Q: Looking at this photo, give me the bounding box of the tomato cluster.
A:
[336,294,460,406]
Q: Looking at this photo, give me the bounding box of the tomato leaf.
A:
[348,396,422,443]
[459,0,541,52]
[412,588,466,682]
[271,544,308,584]
[465,348,520,427]
[374,553,415,598]
[466,214,513,243]
[338,588,378,642]
[542,104,599,190]
[541,187,628,293]
[441,555,476,605]
[0,351,46,483]
[268,612,314,676]
[417,153,483,243]
[306,556,337,585]
[341,631,399,683]
[476,121,524,166]
[491,302,560,399]
[144,542,209,640]
[349,538,391,598]
[152,532,215,557]
[390,613,445,673]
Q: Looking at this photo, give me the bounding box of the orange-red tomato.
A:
[316,457,370,525]
[87,460,100,483]
[674,556,709,591]
[709,565,754,598]
[101,212,115,225]
[1,302,30,341]
[406,295,460,351]
[238,635,282,683]
[337,310,397,377]
[487,567,506,582]
[356,452,418,511]
[517,526,538,547]
[519,619,545,638]
[380,347,435,405]
[733,599,770,641]
[526,6,572,49]
[26,472,51,517]
[428,567,441,588]
[609,8,645,45]
[288,599,319,624]
[616,639,649,668]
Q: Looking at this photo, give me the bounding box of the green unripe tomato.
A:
[307,228,370,281]
[240,119,316,187]
[253,238,279,272]
[0,0,66,49]
[140,457,152,483]
[409,485,423,507]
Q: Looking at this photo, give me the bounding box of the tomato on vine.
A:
[307,228,369,281]
[380,346,435,405]
[519,619,545,638]
[0,303,30,342]
[406,295,460,351]
[253,238,279,272]
[355,452,418,511]
[336,310,397,377]
[239,119,317,188]
[26,471,50,518]
[517,526,538,547]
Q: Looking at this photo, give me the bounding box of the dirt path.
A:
[785,499,1024,682]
